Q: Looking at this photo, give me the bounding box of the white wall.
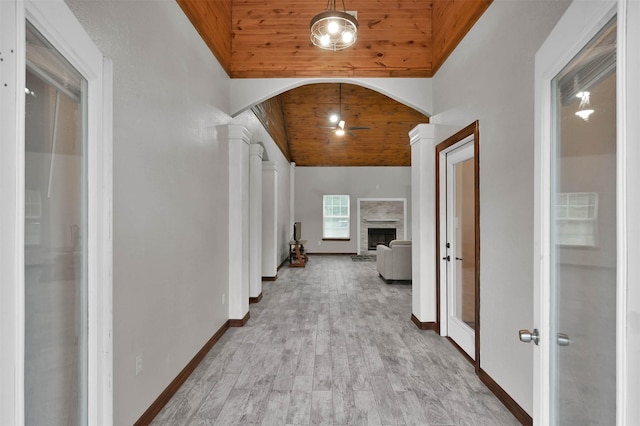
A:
[295,167,411,253]
[65,1,231,424]
[430,0,571,415]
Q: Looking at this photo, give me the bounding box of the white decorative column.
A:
[410,124,438,329]
[249,144,264,302]
[218,124,251,325]
[290,162,296,241]
[262,162,278,279]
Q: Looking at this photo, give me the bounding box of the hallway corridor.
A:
[151,255,518,425]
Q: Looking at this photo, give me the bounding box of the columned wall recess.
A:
[249,144,264,300]
[218,124,251,323]
[262,162,278,279]
[410,124,438,326]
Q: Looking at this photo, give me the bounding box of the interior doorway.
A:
[436,122,480,366]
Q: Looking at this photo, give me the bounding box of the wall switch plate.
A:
[135,352,143,376]
[222,293,226,305]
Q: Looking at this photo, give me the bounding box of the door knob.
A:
[519,329,539,345]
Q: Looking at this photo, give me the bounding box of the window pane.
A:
[323,195,350,238]
[25,21,87,425]
[324,218,349,238]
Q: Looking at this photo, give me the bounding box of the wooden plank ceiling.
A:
[176,0,491,166]
[252,83,429,166]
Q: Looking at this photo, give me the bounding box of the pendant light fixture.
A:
[310,0,358,51]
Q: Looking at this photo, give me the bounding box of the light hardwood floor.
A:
[151,255,519,425]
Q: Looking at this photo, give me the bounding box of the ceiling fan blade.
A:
[348,126,370,130]
[317,126,337,129]
[348,131,358,138]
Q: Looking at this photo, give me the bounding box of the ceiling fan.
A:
[318,83,370,137]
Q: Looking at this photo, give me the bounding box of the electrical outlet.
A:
[135,352,143,376]
[222,293,226,305]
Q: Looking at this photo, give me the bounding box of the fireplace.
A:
[368,228,397,250]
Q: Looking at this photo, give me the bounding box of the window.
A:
[556,192,598,246]
[323,195,350,239]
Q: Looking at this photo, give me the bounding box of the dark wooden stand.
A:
[289,240,308,268]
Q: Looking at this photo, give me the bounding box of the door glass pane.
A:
[454,158,475,330]
[24,21,87,425]
[551,18,616,425]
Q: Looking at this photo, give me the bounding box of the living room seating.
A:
[376,240,412,282]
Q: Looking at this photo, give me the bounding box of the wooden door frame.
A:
[435,121,480,372]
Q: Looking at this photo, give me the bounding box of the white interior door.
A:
[443,141,475,360]
[532,1,621,424]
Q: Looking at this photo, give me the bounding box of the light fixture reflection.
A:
[575,90,594,121]
[575,109,594,120]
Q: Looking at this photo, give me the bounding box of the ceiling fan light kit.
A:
[319,84,371,137]
[310,0,358,51]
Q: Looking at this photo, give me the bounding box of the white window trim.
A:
[323,194,351,239]
[0,0,113,424]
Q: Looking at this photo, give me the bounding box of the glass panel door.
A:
[454,157,476,330]
[550,18,616,425]
[24,21,88,425]
[445,141,475,359]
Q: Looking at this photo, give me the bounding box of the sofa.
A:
[376,240,412,282]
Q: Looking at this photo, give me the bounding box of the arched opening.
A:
[248,82,430,167]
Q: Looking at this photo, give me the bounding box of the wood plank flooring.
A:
[151,255,519,425]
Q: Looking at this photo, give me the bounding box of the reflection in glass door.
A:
[445,142,476,359]
[550,18,616,425]
[454,157,476,331]
[24,21,87,425]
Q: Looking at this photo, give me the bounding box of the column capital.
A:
[217,124,251,145]
[409,123,436,146]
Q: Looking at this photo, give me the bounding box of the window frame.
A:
[322,194,351,240]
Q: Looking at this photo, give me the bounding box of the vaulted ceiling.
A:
[177,0,492,165]
[252,83,429,166]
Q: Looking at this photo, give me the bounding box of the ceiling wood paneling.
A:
[177,0,232,74]
[177,0,492,78]
[432,0,492,72]
[251,96,292,161]
[231,0,432,78]
[276,83,428,167]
